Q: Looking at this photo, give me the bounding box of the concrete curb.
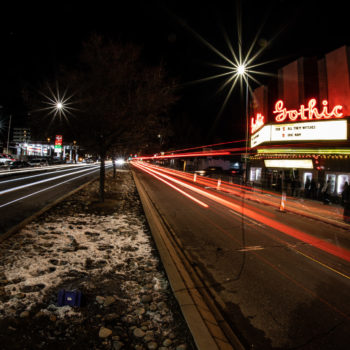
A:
[132,170,241,350]
[0,175,99,243]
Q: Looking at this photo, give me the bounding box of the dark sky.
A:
[1,0,349,147]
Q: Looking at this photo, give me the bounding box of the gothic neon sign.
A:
[251,113,265,134]
[273,98,343,123]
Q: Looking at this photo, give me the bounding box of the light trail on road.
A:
[0,164,96,185]
[134,150,231,160]
[0,165,110,209]
[132,162,209,208]
[133,161,350,263]
[189,200,350,322]
[0,165,100,195]
[134,161,350,348]
[0,163,92,176]
[137,162,346,222]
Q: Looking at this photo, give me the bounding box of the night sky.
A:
[1,0,349,147]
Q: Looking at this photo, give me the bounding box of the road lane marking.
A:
[229,209,265,227]
[237,246,264,252]
[294,248,350,281]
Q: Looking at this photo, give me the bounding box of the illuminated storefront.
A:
[249,98,350,198]
[247,44,350,200]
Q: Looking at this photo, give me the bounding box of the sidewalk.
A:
[191,172,348,229]
[248,187,349,229]
[0,170,195,350]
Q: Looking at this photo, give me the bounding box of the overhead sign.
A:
[264,159,313,169]
[273,98,343,123]
[250,119,347,147]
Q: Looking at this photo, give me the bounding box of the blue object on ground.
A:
[57,289,82,307]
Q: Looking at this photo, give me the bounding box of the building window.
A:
[250,167,262,182]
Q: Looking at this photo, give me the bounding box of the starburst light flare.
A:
[176,4,286,129]
[34,83,78,127]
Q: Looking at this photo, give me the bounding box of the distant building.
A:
[13,128,31,143]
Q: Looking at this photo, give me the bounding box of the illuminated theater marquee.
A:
[250,98,348,147]
[250,120,347,147]
[273,98,343,122]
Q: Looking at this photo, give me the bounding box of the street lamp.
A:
[39,86,74,122]
[235,64,250,184]
[47,137,51,157]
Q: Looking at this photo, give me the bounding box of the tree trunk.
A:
[113,158,116,178]
[99,155,105,202]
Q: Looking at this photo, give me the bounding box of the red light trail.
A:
[133,150,231,160]
[132,162,208,208]
[162,139,246,155]
[132,161,350,263]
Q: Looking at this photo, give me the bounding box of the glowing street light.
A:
[36,84,76,124]
[237,64,246,76]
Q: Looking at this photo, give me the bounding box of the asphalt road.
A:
[133,165,350,350]
[0,163,110,235]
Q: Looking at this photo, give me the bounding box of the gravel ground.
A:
[0,169,196,350]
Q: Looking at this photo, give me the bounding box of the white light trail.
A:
[0,163,90,176]
[133,163,209,208]
[0,165,100,195]
[0,165,96,185]
[0,165,112,209]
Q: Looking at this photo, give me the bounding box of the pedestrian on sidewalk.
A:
[341,181,349,205]
[342,182,350,222]
[304,176,311,198]
[316,181,323,201]
[292,176,301,197]
[291,177,296,196]
[322,180,331,205]
[310,178,317,199]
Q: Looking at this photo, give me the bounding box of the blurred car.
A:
[195,166,225,176]
[9,161,31,169]
[0,154,15,165]
[83,158,95,163]
[28,158,48,167]
[48,157,66,165]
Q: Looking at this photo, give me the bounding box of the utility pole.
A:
[6,115,12,154]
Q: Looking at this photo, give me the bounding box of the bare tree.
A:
[26,34,178,201]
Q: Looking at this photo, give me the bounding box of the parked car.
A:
[9,161,31,169]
